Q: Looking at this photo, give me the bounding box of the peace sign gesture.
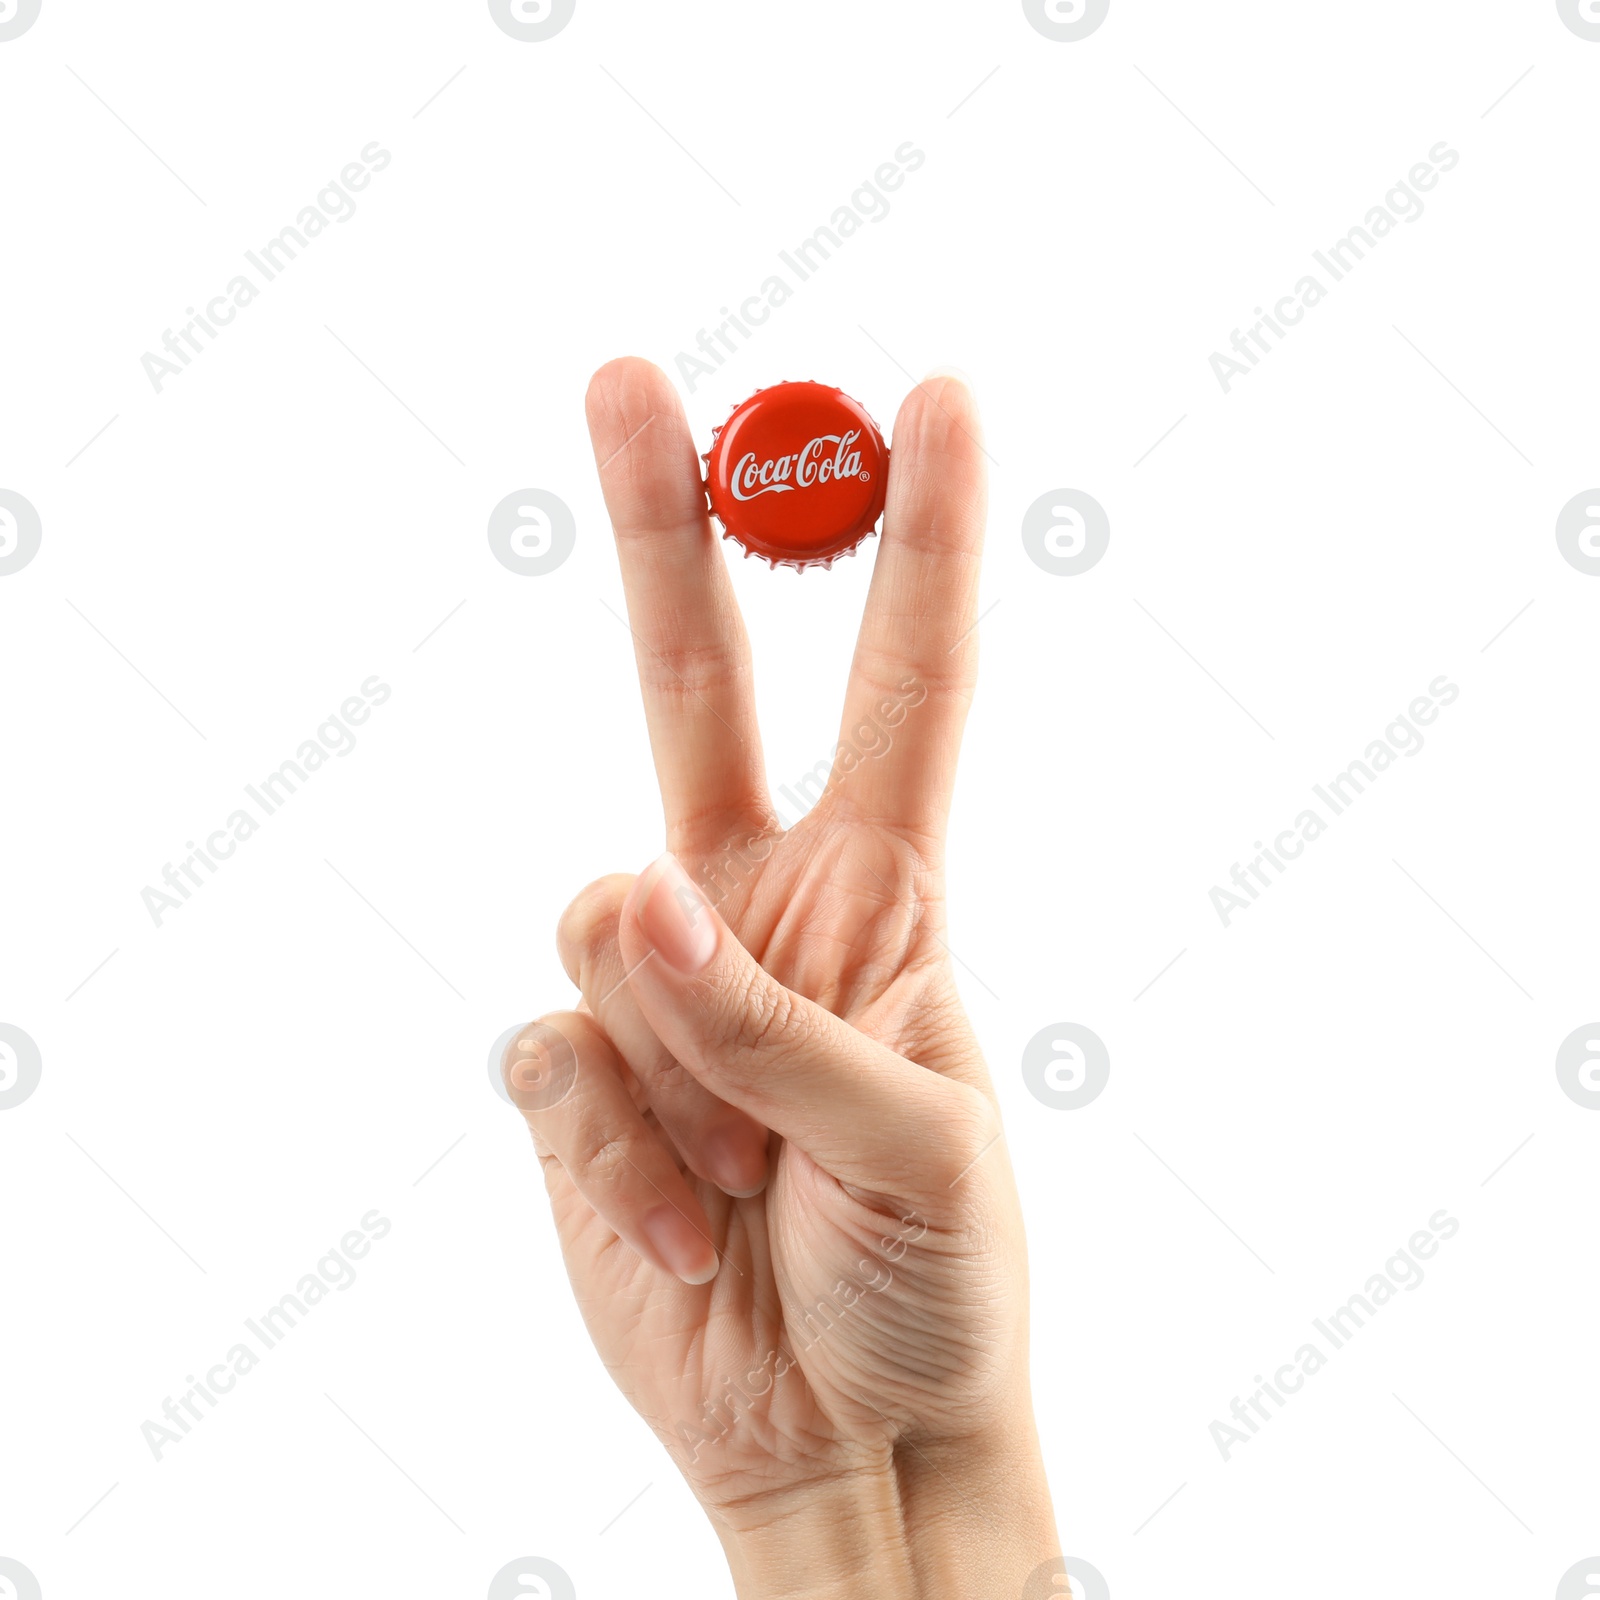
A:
[504,357,1058,1597]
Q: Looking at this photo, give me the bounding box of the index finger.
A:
[585,357,772,853]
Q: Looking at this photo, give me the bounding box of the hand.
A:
[505,358,1059,1598]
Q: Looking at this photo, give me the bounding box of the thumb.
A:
[616,853,994,1195]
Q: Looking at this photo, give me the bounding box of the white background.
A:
[2,2,1598,1597]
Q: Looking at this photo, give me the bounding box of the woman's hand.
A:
[505,358,1059,1598]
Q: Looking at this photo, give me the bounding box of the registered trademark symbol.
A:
[859,471,871,481]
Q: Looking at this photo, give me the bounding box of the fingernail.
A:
[922,363,974,394]
[638,853,718,974]
[642,1205,719,1285]
[704,1120,768,1199]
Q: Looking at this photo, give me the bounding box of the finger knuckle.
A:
[636,1048,698,1099]
[571,1126,636,1186]
[637,637,745,703]
[556,876,628,984]
[724,972,789,1056]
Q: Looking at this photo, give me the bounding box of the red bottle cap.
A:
[704,381,888,570]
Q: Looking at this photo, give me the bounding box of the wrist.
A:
[896,1416,1060,1598]
[712,1455,914,1600]
[712,1418,1059,1600]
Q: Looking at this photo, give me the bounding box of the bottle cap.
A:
[704,381,888,569]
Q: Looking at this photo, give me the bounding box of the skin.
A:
[505,357,1061,1598]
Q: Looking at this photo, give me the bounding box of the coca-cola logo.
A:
[730,430,868,501]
